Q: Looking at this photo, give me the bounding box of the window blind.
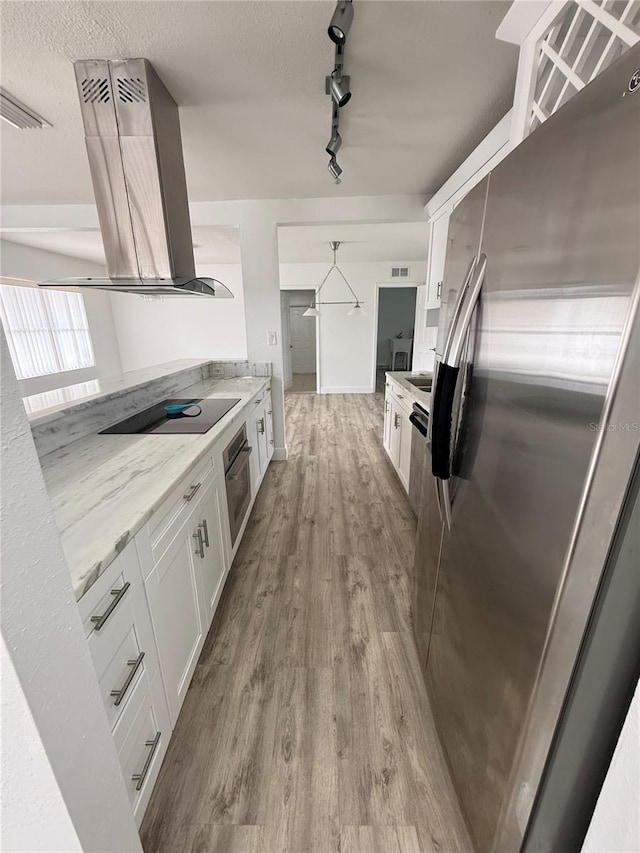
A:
[0,284,95,380]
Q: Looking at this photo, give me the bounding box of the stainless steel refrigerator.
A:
[413,44,640,853]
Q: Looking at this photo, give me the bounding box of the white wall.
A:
[280,261,426,393]
[2,639,82,852]
[582,680,640,853]
[0,327,142,852]
[0,240,122,394]
[110,264,247,372]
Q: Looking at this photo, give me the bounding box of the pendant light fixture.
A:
[303,241,365,317]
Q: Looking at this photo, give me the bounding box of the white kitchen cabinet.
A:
[426,210,451,308]
[389,399,403,471]
[397,404,412,492]
[191,472,228,630]
[143,517,206,725]
[78,540,171,825]
[265,391,274,464]
[249,388,273,487]
[254,406,269,477]
[383,388,393,455]
[383,379,413,493]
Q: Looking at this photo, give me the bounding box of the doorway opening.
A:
[281,289,318,394]
[375,285,417,392]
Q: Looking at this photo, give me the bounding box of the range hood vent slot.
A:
[80,77,111,104]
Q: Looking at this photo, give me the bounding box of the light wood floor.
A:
[288,373,317,393]
[141,393,471,853]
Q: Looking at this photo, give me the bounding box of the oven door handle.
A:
[226,446,252,481]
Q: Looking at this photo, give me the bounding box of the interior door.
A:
[280,292,292,390]
[290,306,316,374]
[426,48,640,853]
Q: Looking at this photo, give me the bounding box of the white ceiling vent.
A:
[0,88,51,129]
[391,265,410,278]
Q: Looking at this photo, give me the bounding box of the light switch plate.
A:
[267,331,278,346]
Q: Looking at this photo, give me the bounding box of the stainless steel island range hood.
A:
[41,59,232,298]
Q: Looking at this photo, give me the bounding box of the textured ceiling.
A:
[2,221,429,265]
[0,0,517,204]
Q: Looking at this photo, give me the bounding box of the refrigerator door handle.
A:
[442,255,478,363]
[429,255,477,466]
[431,255,487,526]
[445,254,487,369]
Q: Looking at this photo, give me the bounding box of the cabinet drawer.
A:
[96,623,147,731]
[147,454,215,566]
[115,677,168,825]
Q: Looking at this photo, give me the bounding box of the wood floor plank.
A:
[141,392,472,853]
[177,824,263,853]
[261,667,339,853]
[340,825,422,853]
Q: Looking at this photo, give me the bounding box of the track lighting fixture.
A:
[303,242,364,317]
[323,6,354,183]
[326,129,342,157]
[328,0,354,45]
[327,70,351,108]
[328,157,342,184]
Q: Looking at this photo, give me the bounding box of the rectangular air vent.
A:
[0,88,51,129]
[391,266,410,278]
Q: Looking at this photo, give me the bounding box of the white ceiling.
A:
[2,221,429,265]
[0,1,517,204]
[277,222,429,262]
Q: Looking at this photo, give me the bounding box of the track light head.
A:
[327,72,351,108]
[326,130,342,157]
[328,0,354,45]
[328,158,342,184]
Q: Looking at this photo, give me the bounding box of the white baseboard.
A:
[273,447,288,461]
[320,386,374,394]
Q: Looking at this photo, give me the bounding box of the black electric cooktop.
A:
[100,398,241,435]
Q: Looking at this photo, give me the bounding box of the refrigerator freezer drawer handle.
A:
[431,362,459,480]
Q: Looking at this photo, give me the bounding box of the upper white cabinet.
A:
[497,0,640,146]
[426,210,451,308]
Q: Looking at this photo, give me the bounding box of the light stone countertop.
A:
[39,375,269,602]
[385,371,432,412]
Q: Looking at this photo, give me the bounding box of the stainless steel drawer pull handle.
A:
[132,732,161,791]
[394,414,401,428]
[193,528,205,558]
[110,652,145,706]
[183,482,202,502]
[258,418,265,435]
[90,583,131,631]
[200,518,209,548]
